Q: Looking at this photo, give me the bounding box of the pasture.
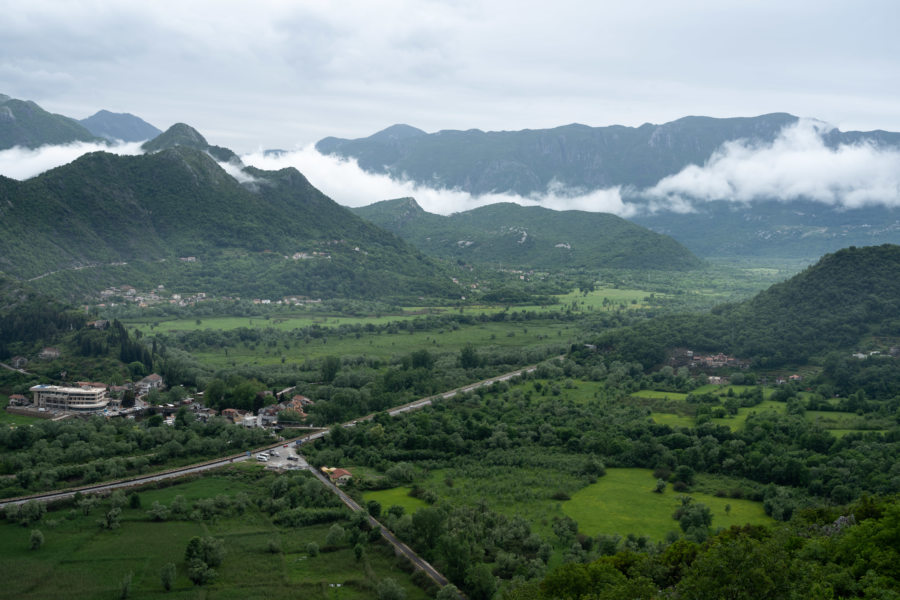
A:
[122,285,665,336]
[189,319,578,368]
[0,396,43,425]
[562,468,772,540]
[0,473,429,600]
[362,487,428,514]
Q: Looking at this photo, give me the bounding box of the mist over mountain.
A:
[0,124,456,300]
[80,109,162,142]
[318,116,900,259]
[317,115,900,197]
[353,197,701,270]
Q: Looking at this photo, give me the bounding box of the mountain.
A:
[320,116,900,260]
[598,244,900,367]
[0,93,101,149]
[352,198,701,270]
[317,114,804,194]
[0,124,456,300]
[80,110,162,142]
[318,115,900,196]
[142,122,238,162]
[631,200,900,259]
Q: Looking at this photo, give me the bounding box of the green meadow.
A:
[562,468,772,540]
[631,390,688,401]
[710,400,786,430]
[0,396,43,425]
[362,487,429,514]
[190,320,579,367]
[0,473,430,600]
[123,285,665,336]
[650,412,696,428]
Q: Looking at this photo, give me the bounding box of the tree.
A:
[436,584,461,600]
[29,529,44,550]
[160,562,176,592]
[268,537,282,554]
[321,356,341,383]
[147,501,170,521]
[306,542,319,557]
[367,500,382,518]
[119,572,133,599]
[655,478,667,494]
[109,489,127,510]
[376,577,406,600]
[354,543,364,561]
[185,536,225,567]
[19,500,46,524]
[465,563,497,600]
[98,507,122,530]
[552,515,578,546]
[459,344,481,369]
[411,349,434,370]
[187,558,216,586]
[326,523,346,547]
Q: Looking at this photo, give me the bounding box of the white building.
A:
[30,384,108,412]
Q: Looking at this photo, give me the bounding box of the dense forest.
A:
[593,245,900,367]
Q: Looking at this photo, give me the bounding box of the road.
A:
[0,359,554,595]
[305,464,452,589]
[0,358,554,510]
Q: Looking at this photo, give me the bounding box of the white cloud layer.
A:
[240,146,633,216]
[646,120,900,209]
[3,119,900,219]
[0,141,144,180]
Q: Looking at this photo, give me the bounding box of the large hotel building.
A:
[29,384,109,412]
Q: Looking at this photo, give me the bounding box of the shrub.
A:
[160,562,176,592]
[376,577,406,600]
[29,529,44,550]
[119,572,133,599]
[306,542,319,557]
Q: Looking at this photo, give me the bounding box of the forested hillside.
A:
[353,198,701,270]
[595,244,900,367]
[0,93,101,149]
[0,125,456,300]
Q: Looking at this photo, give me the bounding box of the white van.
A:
[256,455,268,462]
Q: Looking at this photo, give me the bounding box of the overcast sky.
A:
[3,0,899,153]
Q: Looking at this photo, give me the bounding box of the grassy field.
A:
[631,390,688,401]
[0,473,430,600]
[0,396,43,425]
[417,465,583,541]
[651,413,696,428]
[562,468,772,540]
[362,487,429,514]
[710,400,785,430]
[191,320,578,368]
[122,286,666,336]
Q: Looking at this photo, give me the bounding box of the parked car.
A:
[257,455,268,462]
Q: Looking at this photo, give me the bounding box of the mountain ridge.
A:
[80,110,162,142]
[0,125,456,300]
[352,197,701,270]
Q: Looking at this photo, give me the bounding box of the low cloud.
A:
[241,145,634,216]
[215,159,259,185]
[646,119,900,209]
[0,141,144,180]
